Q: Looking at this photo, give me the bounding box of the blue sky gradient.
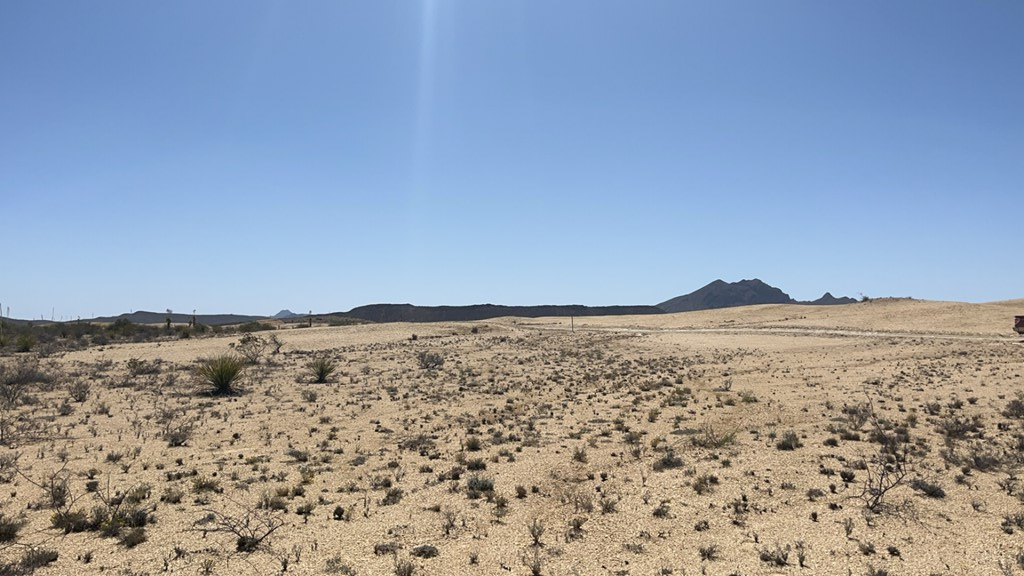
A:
[2,2,1022,319]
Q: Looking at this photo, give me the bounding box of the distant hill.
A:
[342,303,664,323]
[272,310,302,319]
[91,311,268,326]
[657,279,856,313]
[807,292,858,305]
[658,279,792,313]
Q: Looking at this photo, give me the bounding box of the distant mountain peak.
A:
[272,310,300,319]
[809,292,858,305]
[658,279,855,313]
[658,278,792,313]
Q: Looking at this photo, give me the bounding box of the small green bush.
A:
[197,355,245,395]
[15,334,35,353]
[308,357,337,383]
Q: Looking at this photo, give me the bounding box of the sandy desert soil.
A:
[2,299,1024,576]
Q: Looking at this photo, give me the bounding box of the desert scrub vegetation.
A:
[196,354,245,395]
[776,430,803,450]
[307,356,337,383]
[193,505,284,553]
[233,333,268,364]
[0,359,53,445]
[0,309,1019,575]
[416,351,444,370]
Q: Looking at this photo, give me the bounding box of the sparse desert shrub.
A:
[0,513,26,542]
[416,351,444,370]
[161,486,184,504]
[1004,393,1024,419]
[295,502,315,518]
[776,431,802,451]
[259,492,287,511]
[374,541,401,555]
[1,359,50,406]
[466,475,494,498]
[17,547,59,572]
[739,390,758,403]
[653,500,672,518]
[381,487,404,506]
[699,544,720,561]
[68,380,91,403]
[411,544,438,558]
[192,476,221,494]
[858,422,912,511]
[119,526,147,548]
[197,355,245,395]
[233,334,268,364]
[0,452,20,483]
[937,414,983,440]
[528,518,545,546]
[126,357,159,376]
[308,357,337,383]
[440,510,457,535]
[759,544,790,566]
[910,478,946,498]
[691,422,735,449]
[1003,513,1024,534]
[51,509,91,534]
[195,506,284,553]
[158,409,196,447]
[394,558,415,576]
[844,402,872,430]
[653,449,683,471]
[693,474,719,495]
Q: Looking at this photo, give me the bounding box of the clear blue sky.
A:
[2,2,1022,320]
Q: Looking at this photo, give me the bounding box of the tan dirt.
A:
[2,298,1024,575]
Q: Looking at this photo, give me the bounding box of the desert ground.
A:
[3,298,1024,576]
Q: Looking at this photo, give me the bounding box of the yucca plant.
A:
[307,357,337,384]
[198,355,245,395]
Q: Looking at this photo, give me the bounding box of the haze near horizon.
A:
[2,2,1022,320]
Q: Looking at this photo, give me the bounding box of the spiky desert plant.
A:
[198,355,245,395]
[308,357,337,384]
